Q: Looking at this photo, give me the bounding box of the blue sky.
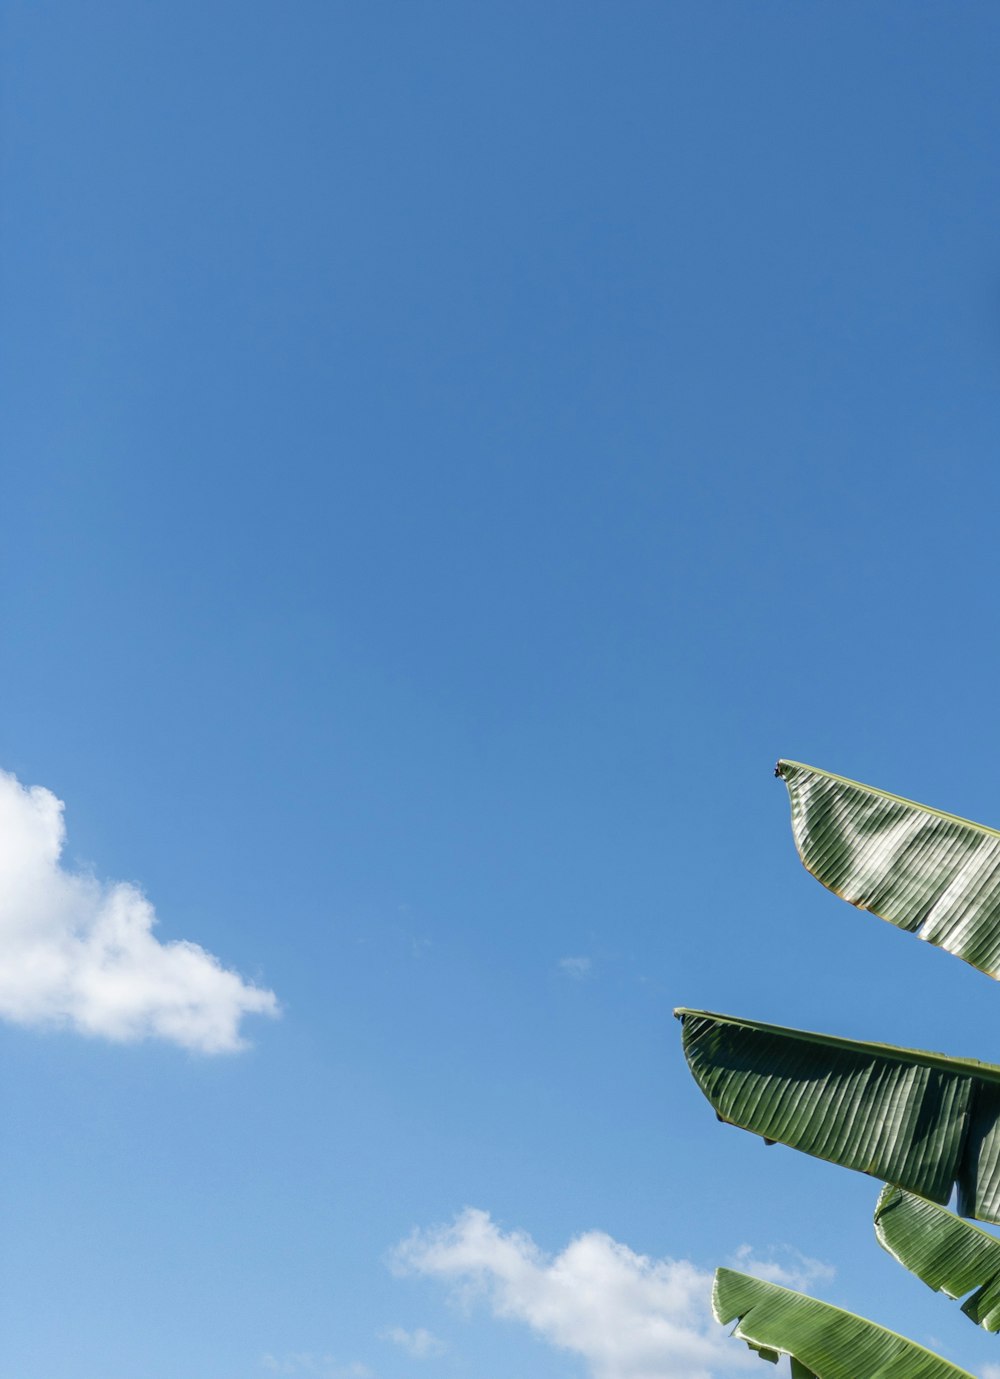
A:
[6,3,1000,1376]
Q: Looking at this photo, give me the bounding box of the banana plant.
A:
[714,1268,975,1378]
[874,1186,1000,1330]
[776,760,1000,980]
[676,1007,1000,1222]
[679,762,1000,1373]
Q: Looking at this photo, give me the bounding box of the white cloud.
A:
[380,1326,445,1357]
[391,1208,756,1379]
[982,1368,1000,1379]
[558,956,592,979]
[727,1243,835,1293]
[0,768,278,1052]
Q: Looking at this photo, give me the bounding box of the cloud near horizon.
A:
[391,1208,769,1379]
[0,768,278,1052]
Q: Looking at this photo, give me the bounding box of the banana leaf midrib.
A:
[776,759,1000,840]
[673,1007,1000,1086]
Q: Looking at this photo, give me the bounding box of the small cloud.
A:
[0,768,277,1052]
[262,1358,300,1375]
[380,1326,445,1358]
[981,1366,1000,1379]
[558,956,592,980]
[727,1244,835,1293]
[261,1357,373,1378]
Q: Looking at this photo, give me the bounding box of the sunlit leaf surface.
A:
[776,760,1000,979]
[715,1268,973,1378]
[677,1009,1000,1222]
[875,1185,1000,1329]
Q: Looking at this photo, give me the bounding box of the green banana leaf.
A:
[775,760,1000,980]
[875,1185,1000,1329]
[715,1268,974,1378]
[676,1009,1000,1223]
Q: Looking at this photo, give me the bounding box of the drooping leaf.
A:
[714,1268,974,1378]
[676,1008,1000,1223]
[875,1185,1000,1329]
[775,759,1000,980]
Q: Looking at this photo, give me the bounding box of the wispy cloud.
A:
[391,1208,756,1379]
[262,1356,373,1378]
[380,1326,445,1358]
[727,1243,835,1293]
[558,956,592,979]
[0,768,278,1052]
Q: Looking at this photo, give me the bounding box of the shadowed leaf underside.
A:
[676,1009,1000,1223]
[714,1269,974,1378]
[776,760,1000,980]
